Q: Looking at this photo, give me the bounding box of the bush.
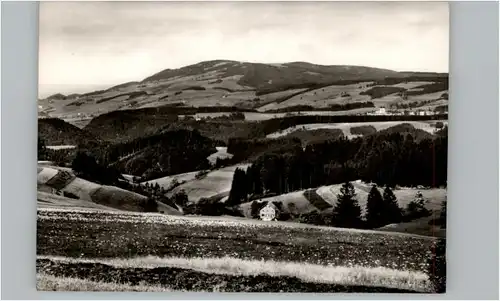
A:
[403,198,431,221]
[427,238,446,293]
[298,211,325,226]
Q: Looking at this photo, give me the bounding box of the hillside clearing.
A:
[207,146,233,165]
[62,177,101,201]
[266,121,447,139]
[165,164,251,202]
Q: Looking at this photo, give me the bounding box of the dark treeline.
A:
[227,137,303,161]
[264,102,375,113]
[84,129,216,181]
[226,129,447,206]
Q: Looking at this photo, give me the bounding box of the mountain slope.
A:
[38,60,449,122]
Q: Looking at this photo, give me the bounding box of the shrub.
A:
[298,211,325,226]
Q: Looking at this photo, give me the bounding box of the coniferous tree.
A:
[365,185,385,228]
[332,181,362,228]
[383,186,403,224]
[227,168,248,205]
[142,198,158,213]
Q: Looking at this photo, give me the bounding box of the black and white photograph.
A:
[37,1,448,293]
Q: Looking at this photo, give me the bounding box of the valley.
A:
[37,60,448,293]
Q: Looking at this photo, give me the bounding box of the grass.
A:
[37,191,117,211]
[37,167,59,185]
[90,186,147,212]
[37,208,439,292]
[37,273,175,292]
[37,208,435,269]
[39,255,432,292]
[62,177,101,201]
[303,189,333,211]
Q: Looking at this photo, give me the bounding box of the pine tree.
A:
[332,181,362,228]
[365,185,385,228]
[383,186,403,224]
[227,168,248,205]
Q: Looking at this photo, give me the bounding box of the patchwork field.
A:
[266,120,448,139]
[37,208,437,293]
[257,82,375,111]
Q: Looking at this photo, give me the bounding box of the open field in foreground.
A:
[37,208,437,293]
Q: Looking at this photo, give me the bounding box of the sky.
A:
[38,1,449,98]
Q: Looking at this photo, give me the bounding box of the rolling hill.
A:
[37,165,181,214]
[38,60,448,125]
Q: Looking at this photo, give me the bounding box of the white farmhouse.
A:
[259,203,278,221]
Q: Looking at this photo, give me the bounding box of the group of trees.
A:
[85,129,216,181]
[365,184,403,228]
[226,131,447,205]
[245,181,439,230]
[71,151,123,186]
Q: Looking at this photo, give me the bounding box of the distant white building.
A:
[259,203,278,221]
[368,107,387,116]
